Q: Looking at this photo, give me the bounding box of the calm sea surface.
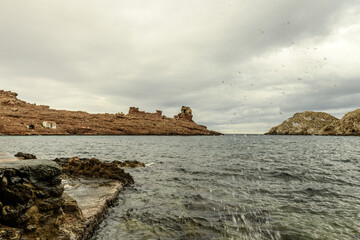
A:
[0,135,359,240]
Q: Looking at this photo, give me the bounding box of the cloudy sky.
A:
[0,0,359,133]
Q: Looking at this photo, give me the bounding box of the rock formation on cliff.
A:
[175,106,193,121]
[266,109,360,136]
[0,90,221,135]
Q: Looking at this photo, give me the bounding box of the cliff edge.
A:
[266,109,360,136]
[0,90,221,135]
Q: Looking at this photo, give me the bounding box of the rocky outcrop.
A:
[54,157,135,186]
[331,109,360,135]
[267,111,339,135]
[14,152,37,160]
[0,160,76,240]
[175,106,193,121]
[267,109,360,136]
[0,90,221,135]
[0,153,144,239]
[111,160,145,168]
[62,177,123,240]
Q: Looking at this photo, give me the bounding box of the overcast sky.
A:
[0,0,359,133]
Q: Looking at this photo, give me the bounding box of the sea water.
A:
[0,135,359,240]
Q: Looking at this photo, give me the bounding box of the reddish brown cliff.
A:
[0,90,221,135]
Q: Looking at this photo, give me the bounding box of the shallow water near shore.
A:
[0,135,359,240]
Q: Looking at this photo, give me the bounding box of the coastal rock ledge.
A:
[0,90,220,135]
[266,109,360,136]
[0,155,140,240]
[0,160,72,239]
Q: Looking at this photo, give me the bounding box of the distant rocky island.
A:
[0,90,220,135]
[266,109,360,136]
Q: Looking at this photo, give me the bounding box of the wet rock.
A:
[62,177,123,239]
[54,157,135,186]
[0,160,66,238]
[14,152,37,160]
[62,193,82,214]
[0,224,21,240]
[37,197,63,211]
[0,156,138,239]
[2,183,34,204]
[1,205,19,222]
[111,160,146,168]
[1,176,7,190]
[9,176,21,184]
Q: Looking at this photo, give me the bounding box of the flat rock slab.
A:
[0,158,61,174]
[62,177,123,238]
[0,151,18,162]
[0,159,123,239]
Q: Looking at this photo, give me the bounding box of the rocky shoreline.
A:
[266,109,360,136]
[0,90,220,136]
[0,152,144,240]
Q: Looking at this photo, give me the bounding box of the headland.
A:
[266,109,360,135]
[0,90,220,135]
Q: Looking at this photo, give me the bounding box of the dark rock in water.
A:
[54,157,135,186]
[14,152,37,160]
[111,160,146,168]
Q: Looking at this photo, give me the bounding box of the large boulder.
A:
[0,160,67,239]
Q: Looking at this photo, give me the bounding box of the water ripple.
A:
[0,135,359,239]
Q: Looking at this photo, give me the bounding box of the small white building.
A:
[42,121,57,129]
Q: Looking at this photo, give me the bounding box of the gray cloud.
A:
[0,0,359,133]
